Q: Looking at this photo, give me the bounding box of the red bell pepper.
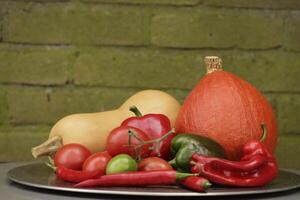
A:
[190,124,278,187]
[121,106,174,160]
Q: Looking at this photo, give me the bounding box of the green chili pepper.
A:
[169,134,225,172]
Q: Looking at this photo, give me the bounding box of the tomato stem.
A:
[127,128,175,160]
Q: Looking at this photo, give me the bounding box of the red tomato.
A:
[54,143,91,170]
[138,157,173,171]
[82,151,112,176]
[106,126,151,158]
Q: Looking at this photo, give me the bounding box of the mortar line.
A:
[2,41,298,53]
[0,82,192,91]
[1,83,300,95]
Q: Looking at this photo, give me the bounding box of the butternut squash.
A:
[32,90,181,158]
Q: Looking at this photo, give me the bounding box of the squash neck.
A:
[205,56,223,74]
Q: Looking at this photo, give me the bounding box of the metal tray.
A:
[7,163,300,197]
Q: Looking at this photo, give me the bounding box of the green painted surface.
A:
[0,87,8,125]
[0,126,51,161]
[0,0,299,164]
[224,51,300,92]
[204,0,300,9]
[265,94,300,135]
[276,135,300,169]
[285,14,300,51]
[83,0,203,5]
[6,86,140,124]
[3,3,150,45]
[74,48,300,92]
[0,45,74,85]
[276,94,300,135]
[151,11,283,49]
[74,47,202,89]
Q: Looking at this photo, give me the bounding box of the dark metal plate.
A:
[7,163,300,196]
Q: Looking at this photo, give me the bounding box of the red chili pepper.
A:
[55,165,101,183]
[74,170,196,188]
[180,176,211,192]
[121,106,173,159]
[191,124,278,187]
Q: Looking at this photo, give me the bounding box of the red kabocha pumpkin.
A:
[175,56,278,160]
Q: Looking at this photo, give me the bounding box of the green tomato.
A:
[106,154,137,175]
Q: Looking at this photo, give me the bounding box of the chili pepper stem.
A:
[203,180,212,189]
[176,172,198,181]
[129,106,143,117]
[45,161,56,171]
[260,123,267,142]
[169,159,177,167]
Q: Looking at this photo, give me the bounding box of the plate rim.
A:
[7,162,300,197]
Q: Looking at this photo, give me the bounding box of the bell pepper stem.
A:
[260,123,267,142]
[129,106,143,117]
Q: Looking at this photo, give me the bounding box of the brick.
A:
[224,51,300,92]
[204,0,300,9]
[74,48,300,92]
[263,93,279,118]
[285,14,300,51]
[151,12,283,49]
[276,135,300,170]
[3,3,149,45]
[0,45,74,85]
[276,94,300,134]
[0,4,3,41]
[151,13,235,49]
[0,87,8,124]
[6,86,141,124]
[83,0,202,5]
[233,14,283,49]
[0,126,51,161]
[264,93,300,135]
[74,47,204,89]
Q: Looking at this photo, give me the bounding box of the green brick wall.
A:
[0,0,300,169]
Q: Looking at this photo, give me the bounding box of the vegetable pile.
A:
[32,56,279,193]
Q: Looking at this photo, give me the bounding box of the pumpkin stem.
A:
[205,56,223,74]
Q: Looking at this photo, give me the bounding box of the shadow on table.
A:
[8,180,300,200]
